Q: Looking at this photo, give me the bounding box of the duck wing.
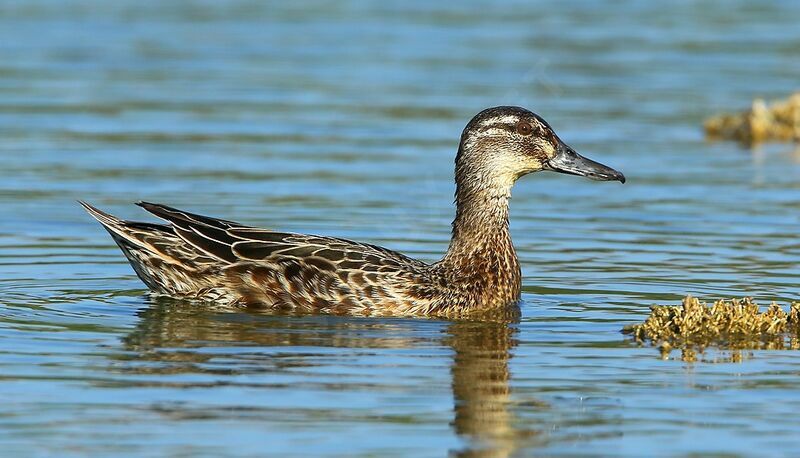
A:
[136,202,428,275]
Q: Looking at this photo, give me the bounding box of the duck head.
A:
[455,106,625,194]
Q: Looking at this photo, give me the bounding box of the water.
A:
[2,0,800,456]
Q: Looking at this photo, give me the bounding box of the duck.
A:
[81,106,624,318]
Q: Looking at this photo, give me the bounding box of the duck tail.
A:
[79,201,193,293]
[79,200,170,250]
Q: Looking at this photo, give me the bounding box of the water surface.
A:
[2,1,800,456]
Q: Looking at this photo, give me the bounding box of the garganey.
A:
[82,106,624,318]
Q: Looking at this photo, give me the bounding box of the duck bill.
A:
[544,142,625,183]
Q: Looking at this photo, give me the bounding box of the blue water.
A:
[2,1,800,456]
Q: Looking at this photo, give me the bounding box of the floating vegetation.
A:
[623,295,800,362]
[703,92,800,145]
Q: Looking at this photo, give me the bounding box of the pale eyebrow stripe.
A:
[478,115,519,126]
[473,127,510,136]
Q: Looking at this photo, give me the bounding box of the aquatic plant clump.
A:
[703,92,800,145]
[623,296,800,358]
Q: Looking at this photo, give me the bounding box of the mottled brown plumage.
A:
[82,106,624,318]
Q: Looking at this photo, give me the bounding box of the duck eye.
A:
[516,121,532,136]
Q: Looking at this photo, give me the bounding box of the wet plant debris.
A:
[704,92,800,145]
[623,295,800,361]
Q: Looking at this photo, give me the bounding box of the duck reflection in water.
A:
[122,300,542,457]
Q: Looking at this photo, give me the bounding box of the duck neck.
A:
[446,181,513,256]
[441,167,521,306]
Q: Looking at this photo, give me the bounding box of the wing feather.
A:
[231,241,296,260]
[132,202,428,273]
[136,202,252,263]
[137,201,242,229]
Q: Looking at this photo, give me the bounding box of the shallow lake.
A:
[2,1,800,456]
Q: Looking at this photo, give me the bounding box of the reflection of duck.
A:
[83,106,623,317]
[123,299,431,357]
[449,312,544,458]
[122,301,540,456]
